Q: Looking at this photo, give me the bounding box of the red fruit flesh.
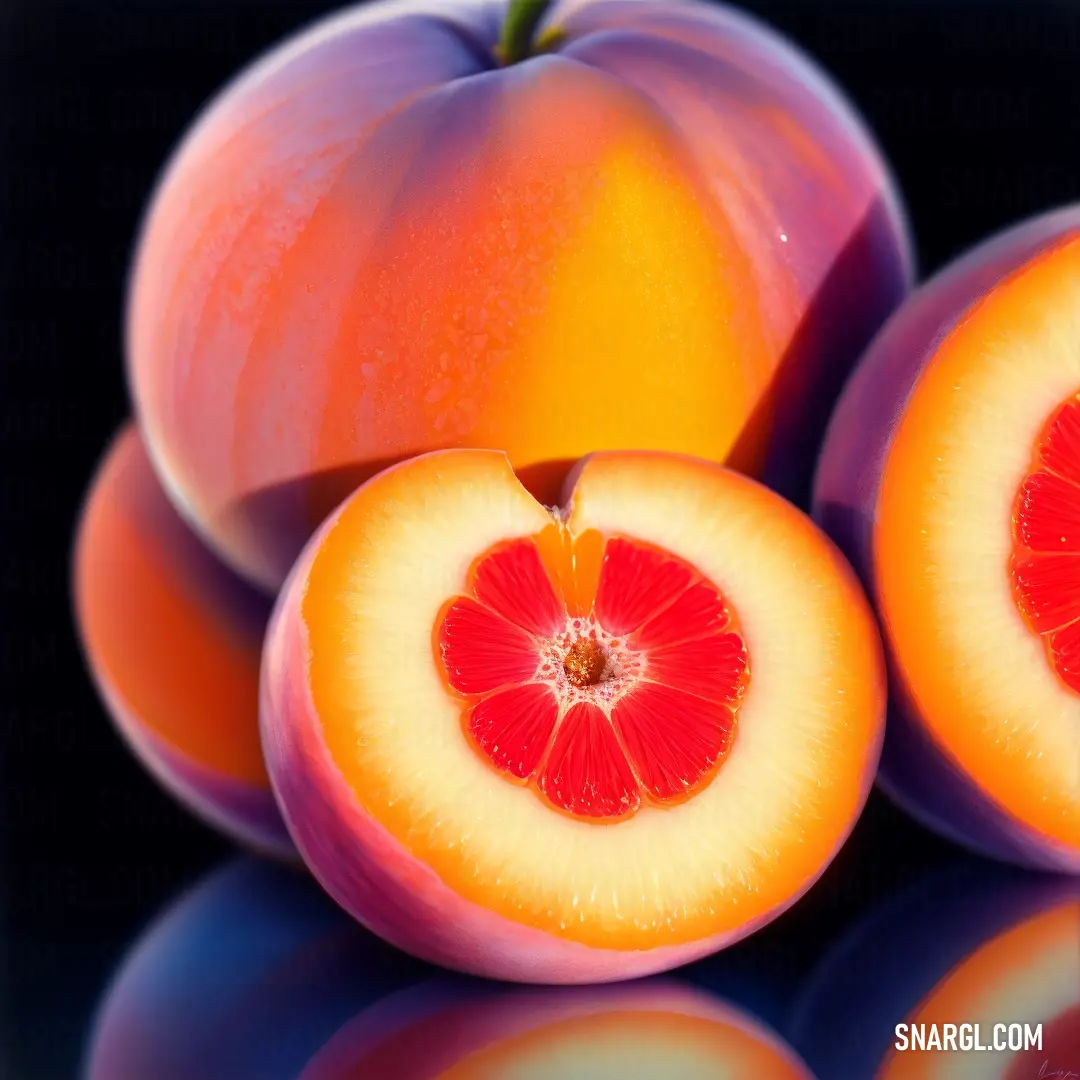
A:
[594,538,697,636]
[468,683,559,780]
[1012,395,1080,693]
[538,701,643,819]
[437,534,749,820]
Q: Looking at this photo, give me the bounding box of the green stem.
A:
[498,0,555,64]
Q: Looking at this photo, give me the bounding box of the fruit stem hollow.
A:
[498,0,556,65]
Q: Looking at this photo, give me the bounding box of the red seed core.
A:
[1011,393,1080,694]
[437,530,749,820]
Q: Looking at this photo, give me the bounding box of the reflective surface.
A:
[63,848,1080,1078]
[82,859,817,1079]
[1,781,970,1077]
[12,783,1077,1077]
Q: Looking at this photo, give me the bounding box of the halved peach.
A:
[813,206,1080,871]
[72,425,291,856]
[261,448,885,982]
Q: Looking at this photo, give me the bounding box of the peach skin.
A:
[126,0,913,592]
[72,424,291,856]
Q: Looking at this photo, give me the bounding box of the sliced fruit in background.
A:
[126,0,912,593]
[72,425,291,856]
[261,448,885,983]
[790,861,1080,1079]
[301,979,816,1080]
[813,205,1080,872]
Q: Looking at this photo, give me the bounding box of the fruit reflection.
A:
[298,980,815,1079]
[83,858,422,1080]
[84,858,815,1078]
[790,859,1080,1079]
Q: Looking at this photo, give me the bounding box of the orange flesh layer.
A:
[436,529,750,820]
[1012,394,1080,694]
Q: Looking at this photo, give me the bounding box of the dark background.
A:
[2,0,1078,1076]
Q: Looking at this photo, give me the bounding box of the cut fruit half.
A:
[261,449,885,983]
[814,208,1080,871]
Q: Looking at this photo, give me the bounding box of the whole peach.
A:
[127,0,912,591]
[72,425,291,855]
